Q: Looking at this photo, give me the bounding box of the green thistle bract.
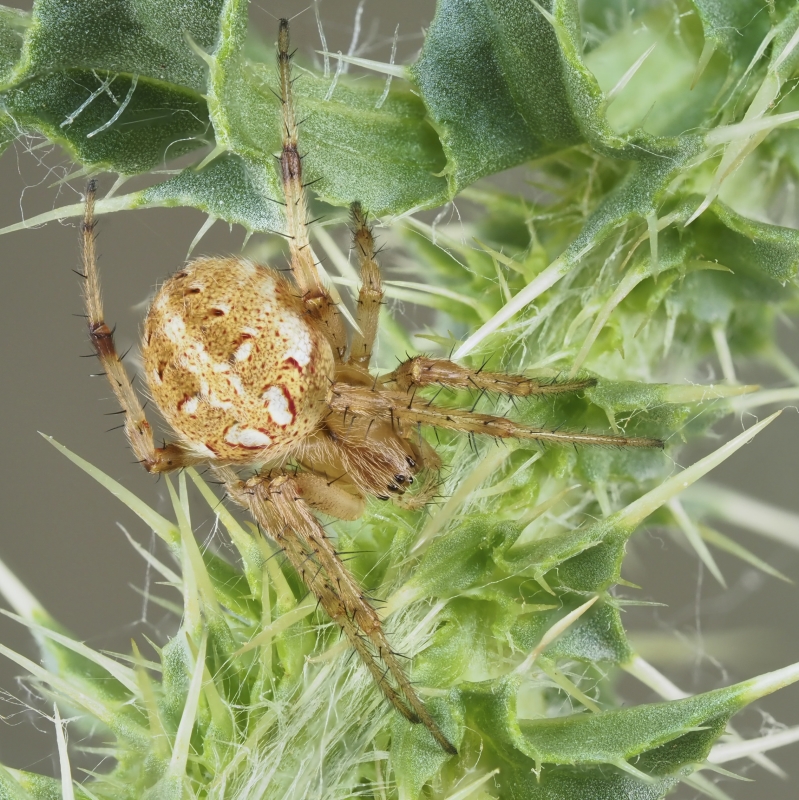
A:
[2,1,799,798]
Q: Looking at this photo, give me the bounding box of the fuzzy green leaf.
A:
[493,765,678,800]
[511,598,633,665]
[506,413,780,592]
[207,0,449,216]
[0,6,25,83]
[703,200,799,284]
[0,113,13,157]
[12,0,223,91]
[139,153,283,233]
[692,0,772,62]
[0,6,24,157]
[391,697,464,799]
[0,0,215,174]
[0,767,94,800]
[398,516,520,602]
[2,72,208,174]
[463,662,799,773]
[409,0,584,192]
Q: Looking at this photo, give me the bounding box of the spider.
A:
[76,19,662,755]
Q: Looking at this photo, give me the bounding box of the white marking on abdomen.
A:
[227,374,244,396]
[179,395,200,414]
[279,318,312,367]
[179,341,210,373]
[207,390,233,410]
[233,340,253,362]
[225,425,272,448]
[263,386,293,425]
[163,315,186,343]
[190,441,217,458]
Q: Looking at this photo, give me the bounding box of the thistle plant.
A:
[2,0,799,798]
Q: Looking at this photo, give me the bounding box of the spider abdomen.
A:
[142,257,334,462]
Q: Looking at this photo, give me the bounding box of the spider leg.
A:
[384,355,597,397]
[347,202,383,370]
[329,385,664,449]
[220,466,457,755]
[277,19,347,360]
[79,181,200,473]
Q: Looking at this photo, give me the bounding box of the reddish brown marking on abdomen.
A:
[282,386,297,423]
[285,357,303,372]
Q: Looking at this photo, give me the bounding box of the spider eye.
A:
[406,457,416,468]
[394,475,405,483]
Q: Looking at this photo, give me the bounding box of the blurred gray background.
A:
[1,2,799,798]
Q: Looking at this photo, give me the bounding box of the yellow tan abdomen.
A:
[142,257,334,463]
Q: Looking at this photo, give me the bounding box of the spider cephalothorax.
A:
[77,19,662,755]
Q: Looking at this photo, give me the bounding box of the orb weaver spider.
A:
[76,19,662,755]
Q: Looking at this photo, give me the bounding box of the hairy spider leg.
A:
[279,27,450,716]
[273,48,454,747]
[80,180,201,472]
[221,467,458,755]
[385,355,598,397]
[329,385,664,449]
[277,19,347,360]
[347,202,384,370]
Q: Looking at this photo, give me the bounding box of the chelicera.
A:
[77,19,661,755]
